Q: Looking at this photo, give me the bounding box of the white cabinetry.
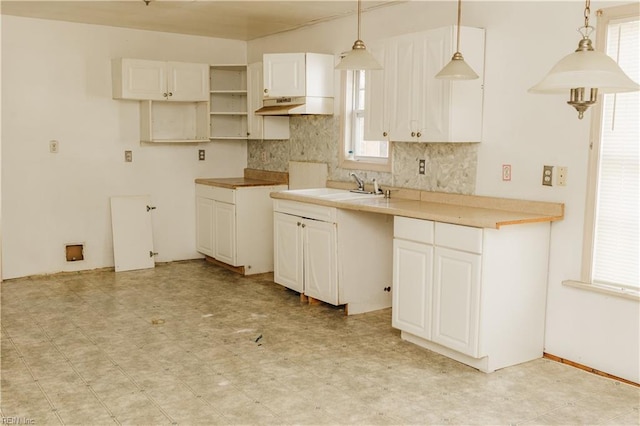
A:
[196,197,215,255]
[273,199,393,315]
[365,26,485,143]
[248,63,290,140]
[364,42,393,142]
[274,211,338,303]
[273,212,304,293]
[432,223,483,357]
[112,58,208,101]
[196,183,286,274]
[392,218,434,340]
[209,65,248,140]
[393,217,550,372]
[263,53,334,98]
[112,58,210,142]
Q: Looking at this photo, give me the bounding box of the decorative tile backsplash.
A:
[247,115,477,194]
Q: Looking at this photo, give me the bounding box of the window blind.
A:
[592,18,640,289]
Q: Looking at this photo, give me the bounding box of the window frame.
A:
[339,70,392,173]
[571,3,640,300]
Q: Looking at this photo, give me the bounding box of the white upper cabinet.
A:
[364,26,485,143]
[364,42,393,142]
[168,61,209,101]
[112,58,208,101]
[247,62,290,140]
[263,53,334,98]
[263,53,306,98]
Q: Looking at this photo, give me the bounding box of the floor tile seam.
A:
[31,319,122,426]
[168,379,229,418]
[33,314,181,425]
[86,347,180,425]
[514,399,608,425]
[0,324,66,425]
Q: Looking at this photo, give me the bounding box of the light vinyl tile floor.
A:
[1,260,638,425]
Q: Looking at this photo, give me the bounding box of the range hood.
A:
[255,96,334,116]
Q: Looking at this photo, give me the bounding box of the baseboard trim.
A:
[543,353,638,387]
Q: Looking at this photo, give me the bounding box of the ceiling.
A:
[0,0,404,41]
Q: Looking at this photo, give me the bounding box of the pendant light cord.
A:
[584,0,591,28]
[357,0,362,40]
[455,0,462,53]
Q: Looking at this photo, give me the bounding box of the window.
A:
[576,4,639,298]
[340,69,391,172]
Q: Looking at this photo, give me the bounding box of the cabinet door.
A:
[118,59,167,100]
[248,62,264,139]
[196,197,215,257]
[263,53,306,98]
[273,212,304,293]
[167,62,209,101]
[364,42,392,142]
[414,31,447,142]
[387,34,419,142]
[248,62,290,140]
[432,247,482,357]
[392,239,433,339]
[303,219,338,305]
[213,201,237,266]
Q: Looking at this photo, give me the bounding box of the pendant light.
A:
[529,0,639,119]
[336,0,382,70]
[435,0,478,80]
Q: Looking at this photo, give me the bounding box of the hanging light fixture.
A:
[336,0,382,70]
[529,0,639,119]
[435,0,478,80]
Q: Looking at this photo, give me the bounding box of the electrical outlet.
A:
[124,150,133,163]
[49,140,59,153]
[198,149,205,161]
[418,159,426,175]
[557,166,568,186]
[502,164,512,181]
[542,165,553,186]
[261,151,268,163]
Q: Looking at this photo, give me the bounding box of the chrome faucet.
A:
[350,172,365,191]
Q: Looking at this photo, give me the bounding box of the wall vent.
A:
[66,244,84,262]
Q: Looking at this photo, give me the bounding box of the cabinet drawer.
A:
[394,217,434,244]
[273,199,336,223]
[195,184,235,204]
[435,222,483,254]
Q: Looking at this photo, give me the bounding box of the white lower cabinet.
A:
[196,183,286,274]
[196,197,215,256]
[432,246,482,357]
[392,239,433,339]
[273,212,304,293]
[303,218,338,305]
[393,216,551,372]
[273,199,393,315]
[213,201,236,265]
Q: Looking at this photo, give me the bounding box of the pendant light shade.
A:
[529,0,639,118]
[336,0,382,70]
[435,51,478,80]
[529,39,639,93]
[435,0,478,80]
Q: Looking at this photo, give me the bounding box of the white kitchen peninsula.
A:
[271,184,564,372]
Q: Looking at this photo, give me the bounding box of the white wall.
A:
[1,16,248,279]
[248,1,639,383]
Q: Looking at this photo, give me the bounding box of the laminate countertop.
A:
[270,183,564,229]
[195,177,285,189]
[195,168,289,189]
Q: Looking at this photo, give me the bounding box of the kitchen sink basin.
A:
[285,188,383,201]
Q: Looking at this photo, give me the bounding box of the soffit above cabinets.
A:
[0,0,404,41]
